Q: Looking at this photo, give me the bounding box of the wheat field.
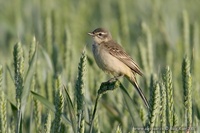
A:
[0,0,200,132]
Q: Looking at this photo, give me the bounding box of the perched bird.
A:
[88,28,149,109]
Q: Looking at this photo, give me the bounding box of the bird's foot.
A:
[108,77,117,83]
[107,74,124,83]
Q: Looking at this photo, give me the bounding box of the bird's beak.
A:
[88,32,94,36]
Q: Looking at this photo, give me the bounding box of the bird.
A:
[88,28,149,109]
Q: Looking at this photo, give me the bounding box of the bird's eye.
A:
[98,33,102,36]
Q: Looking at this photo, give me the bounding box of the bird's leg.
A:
[108,74,124,83]
[100,74,124,93]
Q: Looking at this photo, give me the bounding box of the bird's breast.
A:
[92,43,106,69]
[92,43,131,76]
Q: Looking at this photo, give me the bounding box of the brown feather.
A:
[102,40,143,76]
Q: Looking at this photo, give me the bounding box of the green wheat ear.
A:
[116,125,122,133]
[29,37,36,65]
[162,66,175,127]
[146,76,160,133]
[1,92,7,133]
[93,113,100,133]
[13,42,24,132]
[139,106,145,126]
[160,82,166,131]
[31,73,41,132]
[52,75,64,133]
[76,48,87,133]
[44,113,51,133]
[182,56,192,130]
[13,42,24,133]
[0,65,7,133]
[13,42,24,110]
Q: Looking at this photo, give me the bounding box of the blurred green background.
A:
[0,0,200,132]
[1,0,200,60]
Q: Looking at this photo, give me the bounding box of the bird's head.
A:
[88,28,112,44]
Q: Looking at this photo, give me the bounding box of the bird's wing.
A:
[104,41,143,76]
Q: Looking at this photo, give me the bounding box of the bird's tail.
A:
[127,75,150,109]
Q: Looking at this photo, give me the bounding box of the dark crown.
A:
[92,28,112,40]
